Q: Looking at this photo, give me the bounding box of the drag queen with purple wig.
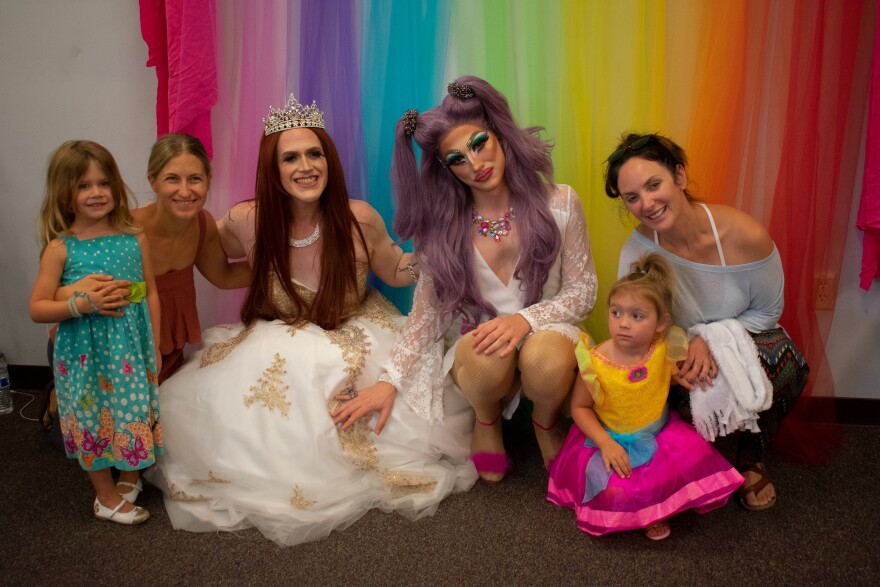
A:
[333,76,598,483]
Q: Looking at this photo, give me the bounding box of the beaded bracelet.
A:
[74,291,99,314]
[399,262,419,283]
[68,296,82,318]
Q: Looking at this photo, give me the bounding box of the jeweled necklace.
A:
[289,222,321,248]
[472,207,515,242]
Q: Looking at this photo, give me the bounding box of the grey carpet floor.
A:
[1,389,878,586]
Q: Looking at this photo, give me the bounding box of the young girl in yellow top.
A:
[547,253,742,540]
[30,141,161,525]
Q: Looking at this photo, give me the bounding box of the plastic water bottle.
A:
[0,353,13,415]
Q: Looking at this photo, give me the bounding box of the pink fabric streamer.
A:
[140,0,218,158]
[197,1,289,325]
[858,3,880,291]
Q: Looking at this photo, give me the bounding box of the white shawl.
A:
[687,319,773,442]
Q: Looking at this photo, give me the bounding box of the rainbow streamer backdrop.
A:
[152,0,876,404]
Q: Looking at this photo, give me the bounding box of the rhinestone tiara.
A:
[263,94,325,136]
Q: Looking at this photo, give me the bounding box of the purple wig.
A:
[391,75,560,329]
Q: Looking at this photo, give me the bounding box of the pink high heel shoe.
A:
[470,414,510,483]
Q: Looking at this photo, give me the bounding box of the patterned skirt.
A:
[670,326,810,462]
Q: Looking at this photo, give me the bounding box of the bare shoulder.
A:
[230,199,256,213]
[133,202,160,228]
[349,199,380,223]
[223,200,256,224]
[43,237,68,259]
[350,200,388,238]
[710,204,774,262]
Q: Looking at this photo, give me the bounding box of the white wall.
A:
[1,1,877,399]
[826,140,880,399]
[0,1,156,364]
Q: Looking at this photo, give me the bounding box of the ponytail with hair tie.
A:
[402,109,418,137]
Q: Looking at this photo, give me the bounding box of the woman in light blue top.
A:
[605,132,808,512]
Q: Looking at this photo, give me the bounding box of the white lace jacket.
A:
[381,184,598,421]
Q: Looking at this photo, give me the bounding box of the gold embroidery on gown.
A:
[243,353,291,418]
[207,471,232,484]
[272,263,369,322]
[326,325,371,390]
[286,320,309,336]
[358,290,403,332]
[328,398,378,471]
[379,469,437,495]
[290,485,317,509]
[167,481,207,502]
[200,323,255,368]
[165,470,230,503]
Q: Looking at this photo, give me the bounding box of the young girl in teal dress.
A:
[547,253,743,540]
[30,140,162,525]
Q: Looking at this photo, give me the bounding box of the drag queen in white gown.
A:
[147,96,476,546]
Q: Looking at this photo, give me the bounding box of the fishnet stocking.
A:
[451,332,516,420]
[519,331,577,419]
[452,330,577,419]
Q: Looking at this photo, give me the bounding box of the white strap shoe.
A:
[93,498,150,525]
[116,480,144,504]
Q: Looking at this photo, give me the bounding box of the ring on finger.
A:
[344,388,358,399]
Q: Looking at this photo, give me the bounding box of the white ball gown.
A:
[147,264,477,546]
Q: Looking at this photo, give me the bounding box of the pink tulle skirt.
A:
[547,412,744,536]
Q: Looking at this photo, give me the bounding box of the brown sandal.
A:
[737,462,777,512]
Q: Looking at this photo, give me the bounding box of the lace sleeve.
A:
[518,185,598,330]
[379,272,447,422]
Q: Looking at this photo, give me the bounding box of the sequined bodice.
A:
[269,262,369,321]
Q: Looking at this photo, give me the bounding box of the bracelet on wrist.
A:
[73,290,99,314]
[68,295,83,318]
[84,293,99,313]
[399,262,419,283]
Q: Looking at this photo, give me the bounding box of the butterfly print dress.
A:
[54,234,162,471]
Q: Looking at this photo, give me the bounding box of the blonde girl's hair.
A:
[146,132,211,183]
[38,140,138,248]
[608,252,676,337]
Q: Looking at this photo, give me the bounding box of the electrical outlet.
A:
[815,273,838,310]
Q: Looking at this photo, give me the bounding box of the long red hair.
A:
[241,128,365,329]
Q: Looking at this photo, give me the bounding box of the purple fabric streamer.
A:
[296,0,367,201]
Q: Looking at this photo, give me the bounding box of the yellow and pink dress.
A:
[547,327,743,536]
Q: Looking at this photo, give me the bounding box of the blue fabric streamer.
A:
[360,0,451,312]
[582,408,669,503]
